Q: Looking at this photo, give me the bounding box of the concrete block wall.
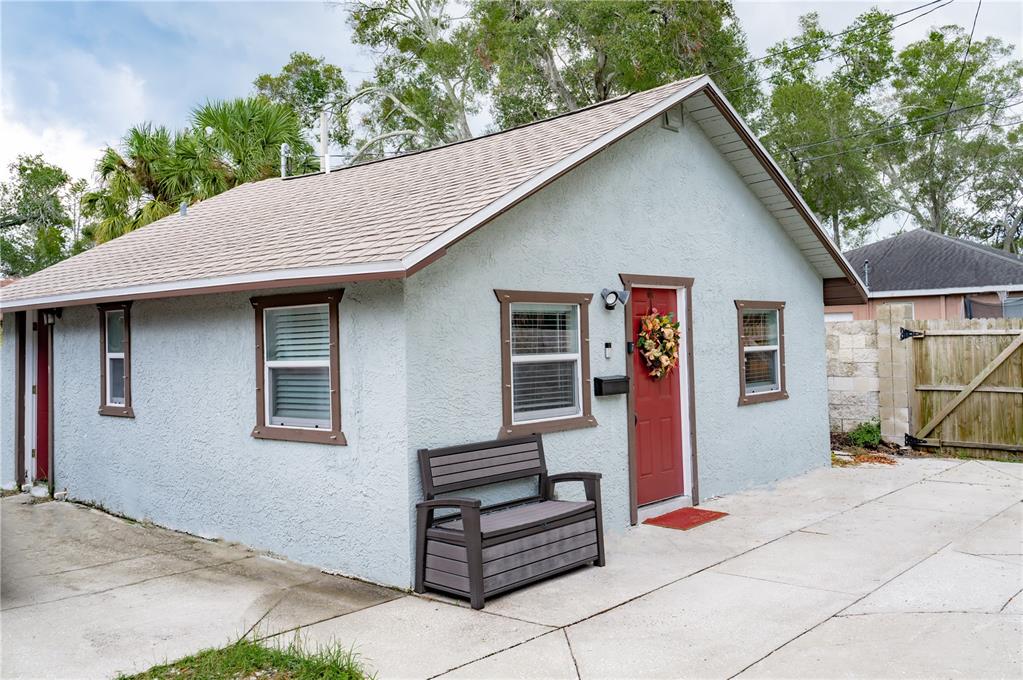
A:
[826,320,880,432]
[877,303,914,443]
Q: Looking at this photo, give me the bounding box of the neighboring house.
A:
[825,230,1023,321]
[0,77,865,589]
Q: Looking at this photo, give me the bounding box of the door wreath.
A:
[637,309,681,379]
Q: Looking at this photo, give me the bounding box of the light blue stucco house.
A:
[0,77,865,588]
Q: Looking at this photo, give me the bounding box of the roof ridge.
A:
[283,77,701,181]
[925,229,1023,265]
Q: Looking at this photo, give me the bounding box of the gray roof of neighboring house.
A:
[844,229,1023,293]
[0,75,864,311]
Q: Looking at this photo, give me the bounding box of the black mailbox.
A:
[594,375,629,396]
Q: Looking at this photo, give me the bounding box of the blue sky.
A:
[2,0,1020,186]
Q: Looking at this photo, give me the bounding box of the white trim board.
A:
[869,284,1023,298]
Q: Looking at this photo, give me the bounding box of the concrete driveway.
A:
[2,457,1021,679]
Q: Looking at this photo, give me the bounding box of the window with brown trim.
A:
[251,290,346,445]
[98,302,134,417]
[735,300,787,406]
[495,290,597,438]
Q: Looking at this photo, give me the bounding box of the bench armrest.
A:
[416,497,483,538]
[548,472,601,483]
[416,497,481,510]
[546,471,602,502]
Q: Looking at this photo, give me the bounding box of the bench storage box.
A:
[414,434,605,609]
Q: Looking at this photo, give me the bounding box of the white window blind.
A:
[742,309,780,394]
[264,305,331,428]
[105,310,125,405]
[510,303,581,422]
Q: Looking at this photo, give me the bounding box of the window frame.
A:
[251,290,346,446]
[495,289,597,438]
[735,300,788,406]
[98,302,134,418]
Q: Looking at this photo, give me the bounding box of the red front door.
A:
[633,287,684,505]
[35,312,49,481]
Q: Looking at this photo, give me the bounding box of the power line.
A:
[708,0,944,79]
[723,0,954,97]
[781,95,1023,154]
[939,0,983,130]
[798,117,1022,162]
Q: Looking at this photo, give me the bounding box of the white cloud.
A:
[0,110,102,183]
[1,57,149,184]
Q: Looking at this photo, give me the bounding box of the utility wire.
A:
[940,0,983,130]
[781,95,1023,154]
[798,117,1022,162]
[708,0,944,79]
[724,0,954,97]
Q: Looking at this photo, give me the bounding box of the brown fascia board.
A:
[0,267,407,313]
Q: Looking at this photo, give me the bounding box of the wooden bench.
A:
[414,434,605,609]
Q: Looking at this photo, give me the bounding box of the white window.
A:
[105,310,126,406]
[824,312,854,322]
[742,307,781,395]
[263,304,332,429]
[510,303,582,423]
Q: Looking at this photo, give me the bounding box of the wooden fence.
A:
[903,318,1023,460]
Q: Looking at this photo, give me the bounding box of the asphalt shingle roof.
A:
[0,79,700,306]
[844,229,1023,292]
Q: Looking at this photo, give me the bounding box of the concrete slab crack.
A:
[564,628,582,680]
[999,587,1022,613]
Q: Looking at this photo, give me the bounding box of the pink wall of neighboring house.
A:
[825,292,1007,321]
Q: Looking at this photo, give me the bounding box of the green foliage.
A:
[848,419,882,449]
[118,636,367,680]
[12,4,1023,260]
[83,99,315,243]
[759,12,1023,251]
[759,10,895,249]
[0,155,89,277]
[877,27,1023,245]
[255,51,353,146]
[347,0,488,158]
[474,0,760,129]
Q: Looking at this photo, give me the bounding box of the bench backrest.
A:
[418,435,547,499]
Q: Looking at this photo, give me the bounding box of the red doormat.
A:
[643,507,728,531]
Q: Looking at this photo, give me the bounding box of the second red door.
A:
[633,287,684,505]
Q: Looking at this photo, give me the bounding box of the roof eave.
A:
[868,283,1023,298]
[698,82,868,303]
[2,75,867,311]
[0,260,406,313]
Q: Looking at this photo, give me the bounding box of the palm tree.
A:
[83,124,178,243]
[84,98,314,244]
[192,97,316,183]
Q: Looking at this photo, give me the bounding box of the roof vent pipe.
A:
[863,259,870,288]
[320,110,329,174]
[280,142,291,178]
[179,201,187,217]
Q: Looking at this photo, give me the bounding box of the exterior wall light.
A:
[600,288,629,310]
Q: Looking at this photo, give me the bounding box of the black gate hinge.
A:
[904,433,927,447]
[899,327,924,341]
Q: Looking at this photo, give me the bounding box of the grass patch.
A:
[119,637,369,680]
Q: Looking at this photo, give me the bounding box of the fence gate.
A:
[903,318,1023,460]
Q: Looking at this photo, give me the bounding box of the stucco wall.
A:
[1,320,16,488]
[2,109,832,590]
[405,113,830,537]
[48,282,412,587]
